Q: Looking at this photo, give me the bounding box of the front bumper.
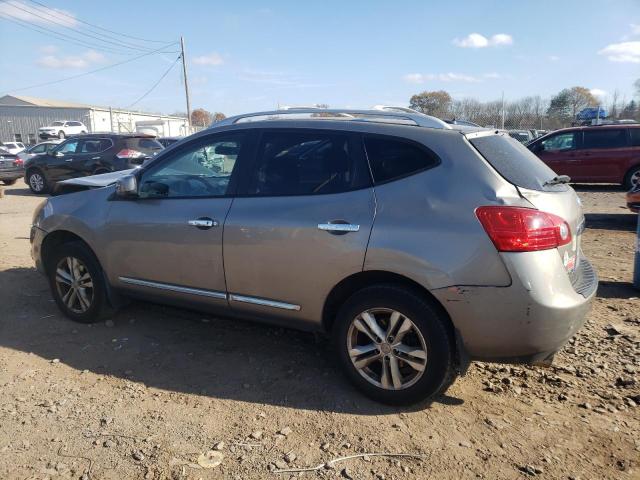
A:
[39,132,58,139]
[433,249,597,364]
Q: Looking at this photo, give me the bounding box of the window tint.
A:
[364,136,439,184]
[52,121,64,126]
[583,129,627,149]
[247,131,368,196]
[470,134,565,192]
[134,138,164,151]
[30,144,46,153]
[66,121,81,126]
[541,132,577,151]
[79,139,111,153]
[57,140,79,154]
[139,134,243,198]
[630,128,640,147]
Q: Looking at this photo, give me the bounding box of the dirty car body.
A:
[30,108,598,404]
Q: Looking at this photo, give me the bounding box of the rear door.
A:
[579,128,630,182]
[223,128,375,326]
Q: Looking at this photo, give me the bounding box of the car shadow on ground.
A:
[597,281,639,299]
[584,213,637,232]
[0,266,464,415]
[3,187,40,197]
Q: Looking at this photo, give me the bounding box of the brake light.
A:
[475,206,572,252]
[116,148,144,159]
[13,158,24,167]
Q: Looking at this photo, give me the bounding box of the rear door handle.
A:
[188,217,219,230]
[318,222,360,234]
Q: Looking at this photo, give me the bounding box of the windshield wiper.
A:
[543,175,571,186]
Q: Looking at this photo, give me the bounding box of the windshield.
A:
[470,134,567,192]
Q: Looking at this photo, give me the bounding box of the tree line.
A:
[409,79,640,130]
[190,109,226,127]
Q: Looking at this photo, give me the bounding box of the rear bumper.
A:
[0,168,23,180]
[432,249,597,364]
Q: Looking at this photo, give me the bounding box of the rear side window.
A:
[364,136,439,184]
[631,128,640,147]
[246,131,369,196]
[470,134,565,192]
[79,139,112,153]
[130,138,164,152]
[583,129,627,149]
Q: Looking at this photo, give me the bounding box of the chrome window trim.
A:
[119,276,226,299]
[229,294,301,311]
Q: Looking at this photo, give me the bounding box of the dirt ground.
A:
[0,182,638,480]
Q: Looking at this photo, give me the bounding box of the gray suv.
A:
[30,108,597,405]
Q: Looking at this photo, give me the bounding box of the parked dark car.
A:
[24,133,164,194]
[157,136,183,147]
[0,147,24,185]
[19,140,62,162]
[527,125,640,189]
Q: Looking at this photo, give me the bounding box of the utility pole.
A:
[180,36,192,131]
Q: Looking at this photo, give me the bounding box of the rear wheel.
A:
[27,169,48,194]
[333,285,455,405]
[624,166,640,190]
[2,179,17,185]
[46,241,113,323]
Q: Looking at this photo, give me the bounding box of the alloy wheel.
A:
[631,170,640,188]
[54,256,94,314]
[29,172,44,192]
[347,308,428,390]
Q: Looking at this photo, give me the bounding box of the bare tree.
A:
[409,90,452,118]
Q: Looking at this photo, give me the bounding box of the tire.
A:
[26,168,48,194]
[58,131,65,139]
[333,285,455,405]
[2,179,17,185]
[623,166,640,190]
[46,241,114,323]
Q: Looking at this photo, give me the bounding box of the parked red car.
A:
[527,125,640,189]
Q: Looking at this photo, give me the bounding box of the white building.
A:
[0,95,190,144]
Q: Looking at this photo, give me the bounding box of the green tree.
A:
[409,90,452,117]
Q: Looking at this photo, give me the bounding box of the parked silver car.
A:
[30,108,597,404]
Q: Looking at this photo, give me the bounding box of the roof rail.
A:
[213,108,450,129]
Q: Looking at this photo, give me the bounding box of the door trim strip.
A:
[118,276,227,300]
[229,293,301,311]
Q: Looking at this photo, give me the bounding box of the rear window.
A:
[52,121,64,126]
[629,128,640,147]
[470,134,566,192]
[131,138,163,152]
[364,136,439,184]
[583,129,627,149]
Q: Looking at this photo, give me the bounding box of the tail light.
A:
[13,158,24,167]
[475,206,571,252]
[116,148,145,159]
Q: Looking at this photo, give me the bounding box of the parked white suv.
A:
[1,141,26,154]
[38,121,87,140]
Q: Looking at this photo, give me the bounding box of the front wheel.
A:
[46,241,114,323]
[27,169,48,194]
[624,166,640,190]
[333,285,456,405]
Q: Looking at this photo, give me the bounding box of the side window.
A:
[31,144,46,153]
[79,139,111,153]
[364,135,439,184]
[57,140,79,154]
[139,133,244,198]
[583,129,627,149]
[630,129,640,147]
[246,131,369,196]
[541,132,577,151]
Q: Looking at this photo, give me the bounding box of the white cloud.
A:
[0,1,77,27]
[631,24,640,35]
[36,50,105,69]
[453,32,513,48]
[548,55,560,62]
[598,41,640,63]
[590,88,608,98]
[482,72,502,79]
[403,72,490,84]
[193,52,224,66]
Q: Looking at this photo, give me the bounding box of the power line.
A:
[126,55,182,108]
[2,0,162,53]
[25,0,171,44]
[3,42,180,94]
[0,13,148,54]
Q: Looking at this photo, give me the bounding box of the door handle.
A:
[318,222,360,234]
[65,159,73,162]
[91,156,101,160]
[188,218,219,230]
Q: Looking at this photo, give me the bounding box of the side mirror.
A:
[115,174,138,198]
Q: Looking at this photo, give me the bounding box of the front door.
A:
[536,131,581,179]
[46,138,81,181]
[223,129,375,326]
[102,131,250,306]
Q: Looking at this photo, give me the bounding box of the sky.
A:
[0,0,638,116]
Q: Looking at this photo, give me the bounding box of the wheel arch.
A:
[623,163,640,188]
[41,230,95,274]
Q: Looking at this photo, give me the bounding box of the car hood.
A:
[58,169,136,187]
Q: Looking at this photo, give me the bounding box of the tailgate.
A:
[517,186,585,281]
